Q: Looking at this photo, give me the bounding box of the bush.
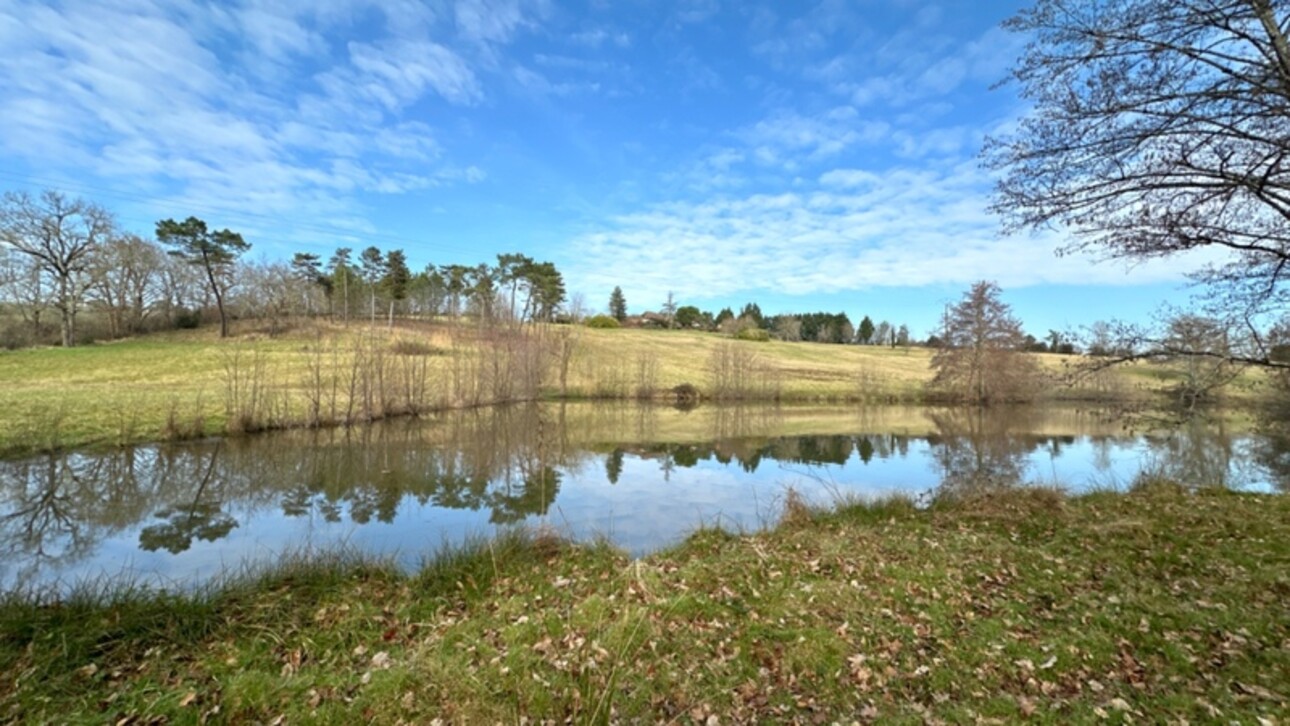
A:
[585,315,620,329]
[391,339,443,356]
[174,309,201,329]
[734,327,770,342]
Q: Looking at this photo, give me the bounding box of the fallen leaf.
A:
[179,692,197,708]
[1107,697,1132,712]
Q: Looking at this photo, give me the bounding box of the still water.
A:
[1,403,1283,594]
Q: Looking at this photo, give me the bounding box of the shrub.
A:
[671,383,700,409]
[734,327,770,342]
[585,315,620,329]
[174,309,201,329]
[391,339,443,356]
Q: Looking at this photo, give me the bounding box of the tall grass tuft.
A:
[161,394,206,441]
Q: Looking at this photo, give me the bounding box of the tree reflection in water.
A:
[0,402,1283,593]
[926,408,1043,495]
[138,445,238,554]
[138,502,238,554]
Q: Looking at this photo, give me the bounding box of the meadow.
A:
[0,319,1217,457]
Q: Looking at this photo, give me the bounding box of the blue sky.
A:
[0,0,1218,338]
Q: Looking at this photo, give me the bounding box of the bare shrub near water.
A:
[112,395,142,446]
[300,332,439,425]
[214,321,574,439]
[445,323,482,408]
[634,351,659,399]
[162,394,205,441]
[11,403,68,454]
[393,346,432,415]
[707,342,781,400]
[588,356,629,398]
[443,319,574,407]
[301,335,333,427]
[222,346,269,434]
[486,326,546,403]
[552,327,579,397]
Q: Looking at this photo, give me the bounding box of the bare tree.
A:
[156,254,206,327]
[1164,314,1244,409]
[90,234,164,338]
[987,1,1290,329]
[0,190,114,347]
[930,281,1041,403]
[566,291,587,323]
[236,261,296,335]
[662,291,678,329]
[774,315,803,342]
[1,251,48,341]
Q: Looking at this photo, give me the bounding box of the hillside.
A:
[0,320,1256,456]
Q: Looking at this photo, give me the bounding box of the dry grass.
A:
[0,319,1234,456]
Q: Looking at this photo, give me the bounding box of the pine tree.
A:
[609,286,627,321]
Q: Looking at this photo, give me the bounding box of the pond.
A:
[1,402,1284,595]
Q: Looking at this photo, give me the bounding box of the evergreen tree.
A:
[155,216,249,338]
[609,286,627,321]
[381,249,411,327]
[857,315,875,344]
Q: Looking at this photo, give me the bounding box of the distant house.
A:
[623,312,669,329]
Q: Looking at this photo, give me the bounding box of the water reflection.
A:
[0,403,1281,593]
[927,409,1057,492]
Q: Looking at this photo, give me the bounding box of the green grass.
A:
[2,486,1285,723]
[1,320,1216,457]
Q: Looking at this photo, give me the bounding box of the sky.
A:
[0,0,1218,338]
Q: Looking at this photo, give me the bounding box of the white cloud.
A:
[511,65,600,97]
[346,39,483,107]
[454,0,541,44]
[0,0,528,253]
[564,161,1209,307]
[232,6,327,65]
[738,107,889,165]
[568,28,631,48]
[675,0,720,25]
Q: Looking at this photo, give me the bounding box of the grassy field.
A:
[0,319,1259,456]
[1,484,1285,723]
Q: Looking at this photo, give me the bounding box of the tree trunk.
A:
[206,265,228,338]
[60,308,73,348]
[1252,0,1290,92]
[58,277,74,348]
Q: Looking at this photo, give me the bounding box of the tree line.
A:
[603,287,916,347]
[0,190,568,348]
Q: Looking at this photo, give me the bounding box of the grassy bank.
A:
[2,485,1286,723]
[0,320,1211,457]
